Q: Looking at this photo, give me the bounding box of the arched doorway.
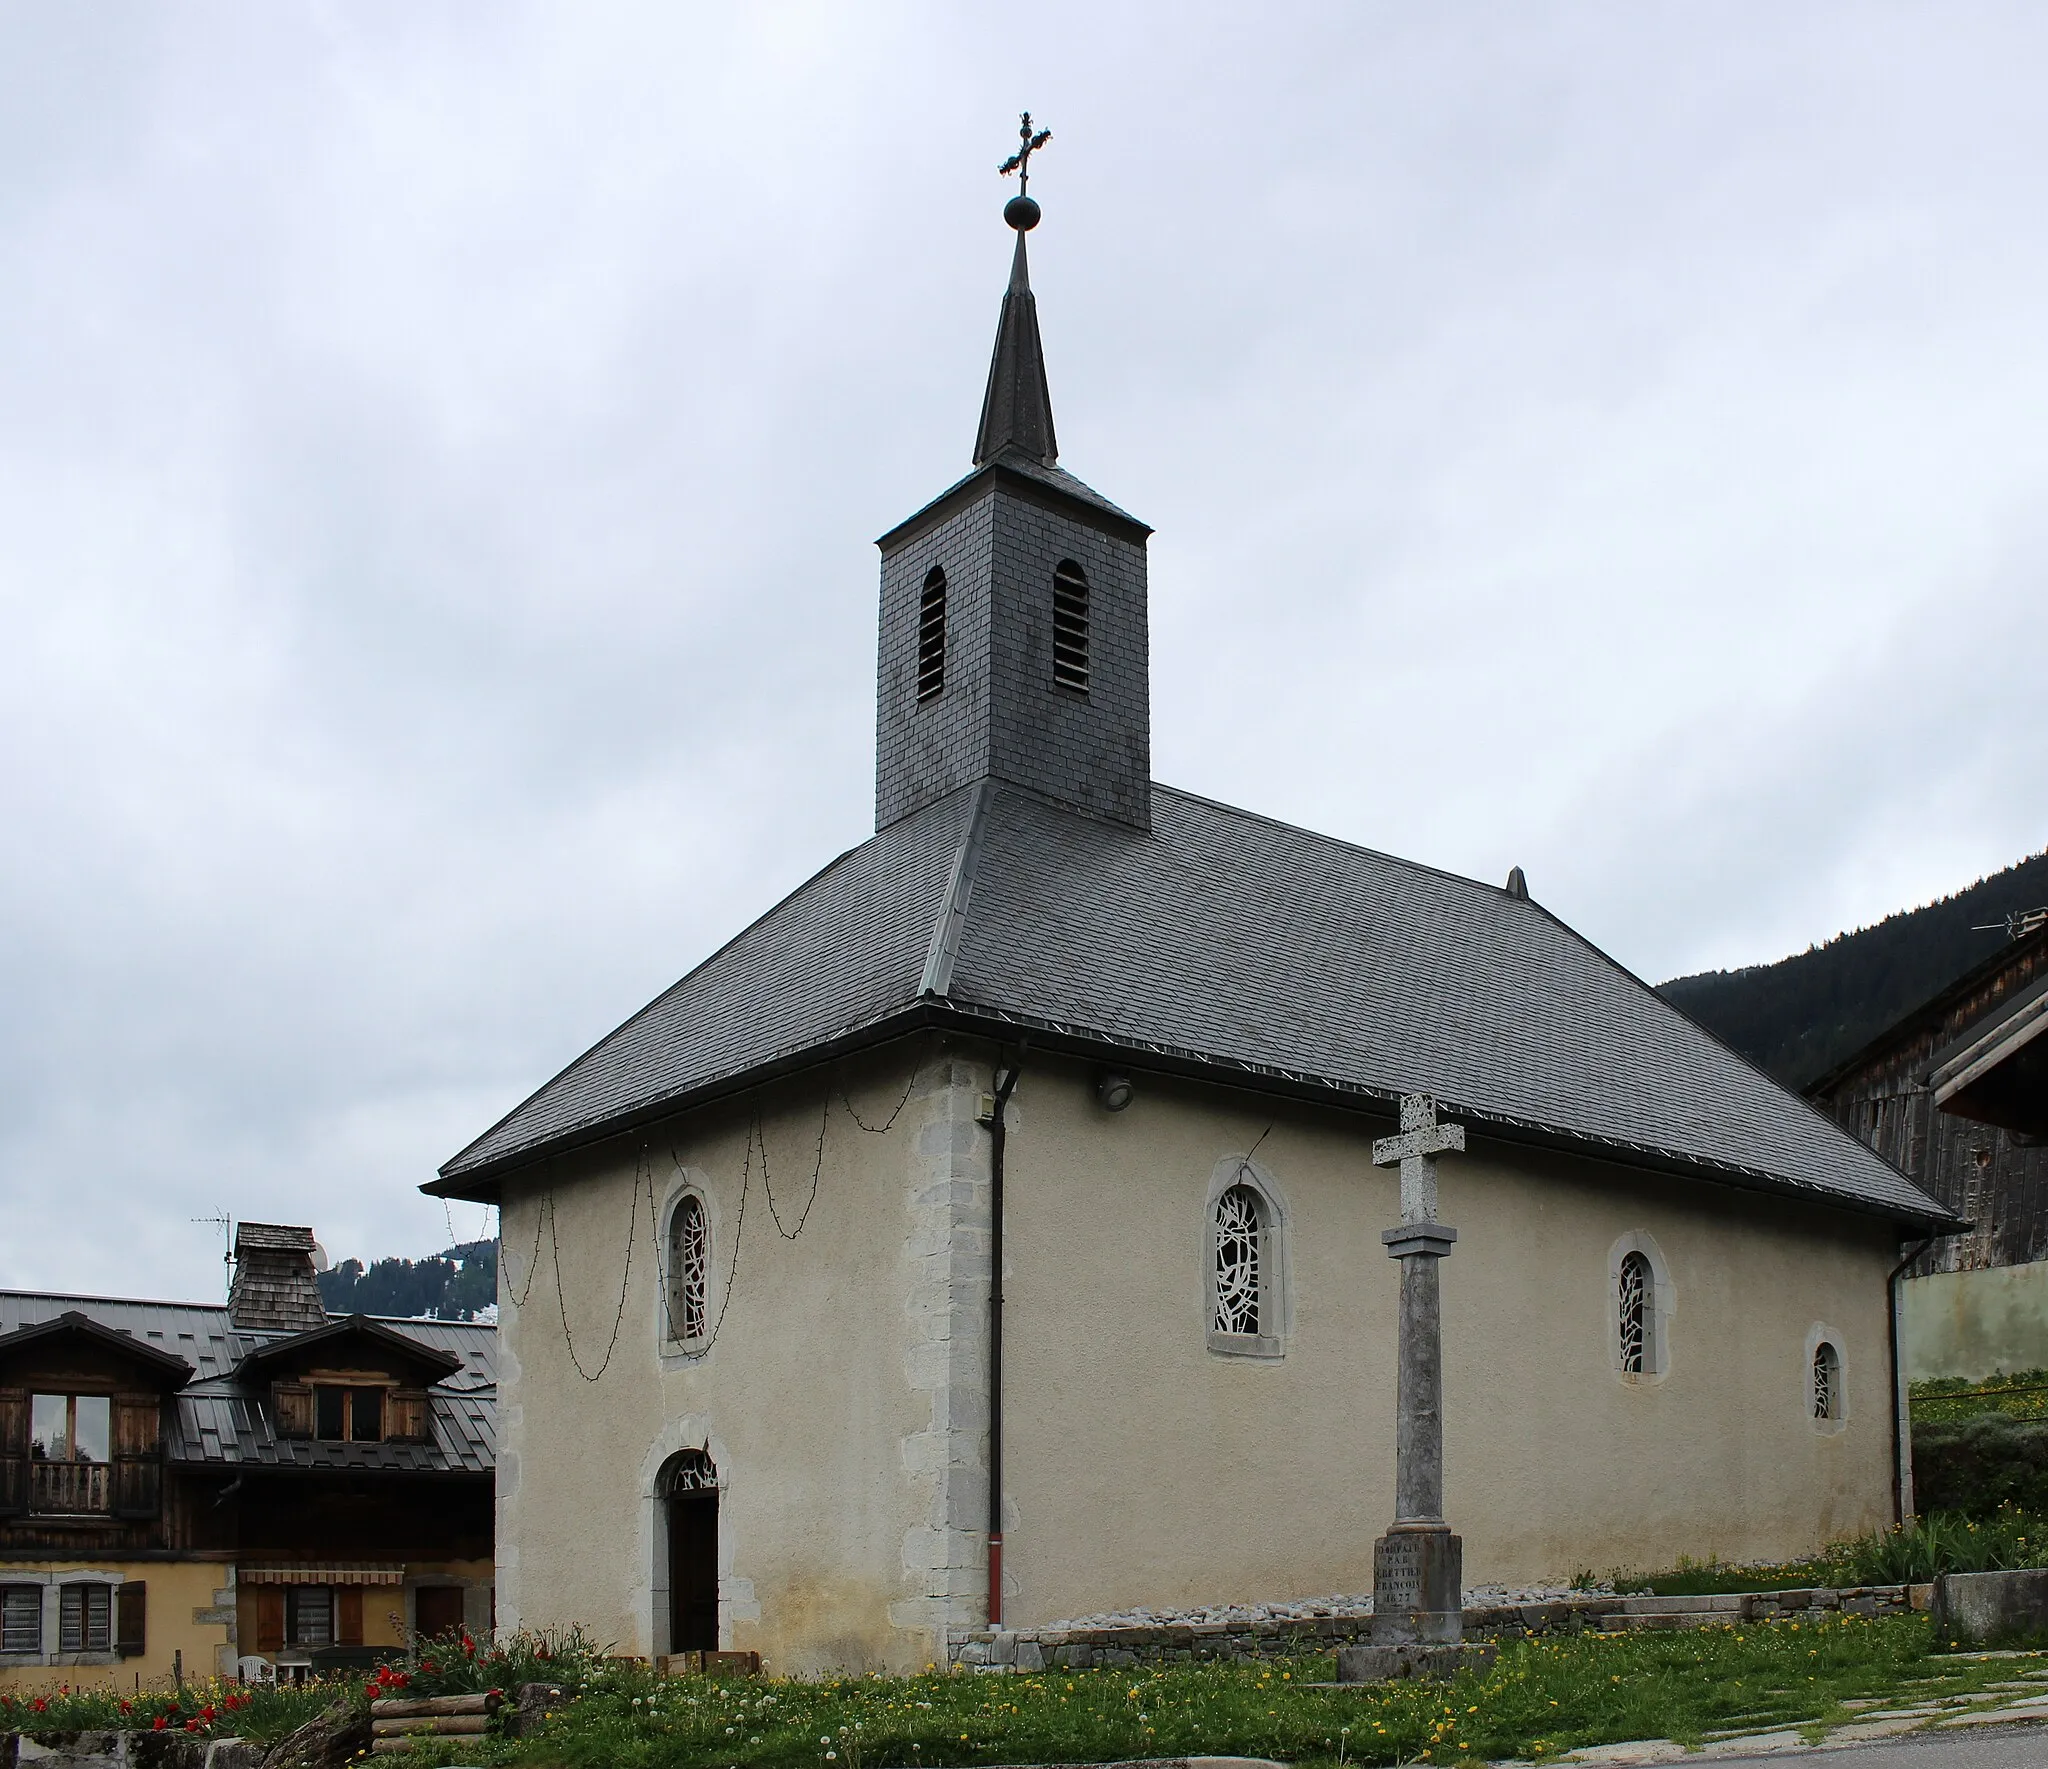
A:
[658,1450,719,1652]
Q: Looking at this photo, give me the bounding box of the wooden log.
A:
[372,1715,492,1737]
[370,1693,500,1718]
[370,1739,418,1755]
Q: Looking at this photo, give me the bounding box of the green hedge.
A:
[1914,1414,2048,1517]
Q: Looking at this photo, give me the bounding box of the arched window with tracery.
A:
[1813,1341,1841,1421]
[667,1194,709,1345]
[1618,1251,1652,1376]
[1213,1185,1263,1337]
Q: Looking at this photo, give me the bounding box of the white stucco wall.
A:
[495,1044,978,1674]
[495,1037,1900,1670]
[998,1059,1897,1623]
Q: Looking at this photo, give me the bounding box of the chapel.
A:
[429,154,1957,1675]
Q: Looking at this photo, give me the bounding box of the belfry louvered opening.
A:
[916,567,947,701]
[1052,559,1090,694]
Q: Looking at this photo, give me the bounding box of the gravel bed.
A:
[1040,1583,1614,1631]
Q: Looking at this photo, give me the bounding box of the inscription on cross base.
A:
[1372,1093,1466,1224]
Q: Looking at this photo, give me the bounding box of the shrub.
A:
[1913,1415,2048,1517]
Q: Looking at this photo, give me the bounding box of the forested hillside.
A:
[316,1238,497,1320]
[1658,849,2048,1089]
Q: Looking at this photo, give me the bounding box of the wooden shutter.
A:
[255,1586,285,1654]
[0,1387,25,1517]
[116,1581,147,1657]
[111,1393,163,1519]
[273,1382,313,1440]
[388,1388,430,1443]
[336,1585,364,1646]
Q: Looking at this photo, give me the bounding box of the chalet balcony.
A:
[30,1459,111,1515]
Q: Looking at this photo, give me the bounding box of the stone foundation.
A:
[946,1583,1926,1669]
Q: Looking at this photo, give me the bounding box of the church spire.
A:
[974,115,1057,468]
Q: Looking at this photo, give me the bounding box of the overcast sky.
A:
[4,3,2045,1299]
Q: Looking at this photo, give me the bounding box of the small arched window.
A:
[1813,1341,1841,1421]
[917,567,947,701]
[667,1194,709,1345]
[1213,1185,1263,1337]
[1052,560,1090,694]
[1618,1251,1652,1377]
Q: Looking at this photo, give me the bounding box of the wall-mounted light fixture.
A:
[1096,1071,1135,1112]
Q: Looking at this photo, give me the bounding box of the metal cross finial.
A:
[1372,1093,1467,1225]
[999,113,1052,192]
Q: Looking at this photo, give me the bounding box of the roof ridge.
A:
[0,1289,235,1314]
[435,822,885,1178]
[1506,890,1952,1223]
[1148,780,1508,899]
[921,779,994,999]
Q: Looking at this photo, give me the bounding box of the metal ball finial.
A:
[1003,194,1041,232]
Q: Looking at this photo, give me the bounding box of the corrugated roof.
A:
[435,778,1955,1229]
[0,1292,494,1475]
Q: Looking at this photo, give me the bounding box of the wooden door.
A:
[414,1585,465,1641]
[667,1489,718,1652]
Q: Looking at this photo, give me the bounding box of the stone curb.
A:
[948,1585,1926,1668]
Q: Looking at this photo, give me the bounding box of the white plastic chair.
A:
[237,1655,276,1685]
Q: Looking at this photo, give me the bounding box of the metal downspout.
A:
[1888,1236,1936,1526]
[987,1050,1023,1628]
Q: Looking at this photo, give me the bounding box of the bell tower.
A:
[874,131,1152,833]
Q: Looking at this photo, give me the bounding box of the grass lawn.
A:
[382,1615,2044,1769]
[1610,1508,2048,1593]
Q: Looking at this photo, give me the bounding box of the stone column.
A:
[1373,1219,1461,1646]
[1339,1093,1494,1681]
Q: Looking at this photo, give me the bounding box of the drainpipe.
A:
[1888,1236,1935,1526]
[986,1050,1023,1629]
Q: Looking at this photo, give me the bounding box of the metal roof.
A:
[0,1292,494,1476]
[435,778,1957,1230]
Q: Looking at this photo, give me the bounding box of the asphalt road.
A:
[1705,1725,2048,1765]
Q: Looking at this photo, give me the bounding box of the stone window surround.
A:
[656,1169,721,1363]
[0,1569,124,1668]
[1807,1321,1849,1434]
[1204,1154,1290,1360]
[1608,1231,1675,1386]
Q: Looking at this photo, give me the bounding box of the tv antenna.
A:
[1970,907,2048,941]
[192,1212,234,1296]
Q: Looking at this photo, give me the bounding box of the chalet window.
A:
[59,1583,111,1653]
[667,1193,710,1345]
[917,567,947,701]
[1618,1252,1652,1376]
[31,1393,110,1462]
[1,1585,41,1654]
[313,1386,384,1443]
[1052,560,1090,693]
[286,1586,335,1648]
[28,1394,114,1514]
[1813,1340,1843,1422]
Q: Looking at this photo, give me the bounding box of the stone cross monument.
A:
[1368,1092,1466,1654]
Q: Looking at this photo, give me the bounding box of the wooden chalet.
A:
[0,1224,494,1691]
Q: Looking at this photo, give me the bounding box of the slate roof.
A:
[0,1292,495,1475]
[434,778,1955,1230]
